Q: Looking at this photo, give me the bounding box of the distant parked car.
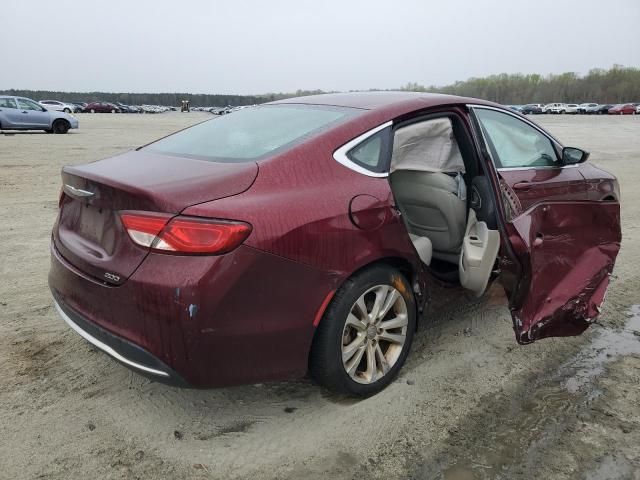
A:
[543,103,567,114]
[565,104,580,114]
[0,95,78,133]
[85,102,120,113]
[635,103,640,114]
[578,103,598,114]
[608,104,636,115]
[507,105,523,113]
[591,104,614,115]
[70,102,87,112]
[521,104,543,114]
[39,100,79,113]
[114,102,139,113]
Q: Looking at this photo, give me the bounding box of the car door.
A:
[16,98,51,128]
[0,97,21,127]
[469,105,621,343]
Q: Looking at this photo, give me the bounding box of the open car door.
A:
[469,105,622,344]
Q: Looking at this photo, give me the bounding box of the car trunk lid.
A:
[53,150,258,284]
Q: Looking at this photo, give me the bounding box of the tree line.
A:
[0,88,329,107]
[401,65,640,104]
[2,66,638,107]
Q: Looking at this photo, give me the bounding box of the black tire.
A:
[309,265,417,397]
[52,119,70,134]
[63,108,71,113]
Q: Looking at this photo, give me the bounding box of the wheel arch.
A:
[312,255,423,335]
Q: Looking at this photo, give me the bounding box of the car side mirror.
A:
[562,147,589,165]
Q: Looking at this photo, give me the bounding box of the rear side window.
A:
[144,105,358,162]
[346,127,391,172]
[0,98,17,109]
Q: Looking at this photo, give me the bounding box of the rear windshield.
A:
[143,104,359,162]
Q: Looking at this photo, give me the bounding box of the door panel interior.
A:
[459,209,500,296]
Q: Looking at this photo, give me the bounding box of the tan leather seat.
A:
[391,171,467,260]
[390,117,468,263]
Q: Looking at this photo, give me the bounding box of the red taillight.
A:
[120,212,251,255]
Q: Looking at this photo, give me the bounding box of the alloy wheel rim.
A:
[341,285,408,384]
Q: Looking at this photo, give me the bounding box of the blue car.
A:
[0,96,79,134]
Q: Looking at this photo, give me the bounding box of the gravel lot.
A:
[1,113,639,480]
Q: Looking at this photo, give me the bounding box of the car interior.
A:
[388,114,500,296]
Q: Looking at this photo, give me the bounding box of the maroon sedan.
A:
[85,102,120,113]
[608,103,636,115]
[49,92,621,396]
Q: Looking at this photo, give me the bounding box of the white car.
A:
[543,103,568,114]
[39,100,78,113]
[578,103,598,114]
[565,104,580,114]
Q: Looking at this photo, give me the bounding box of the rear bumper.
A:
[49,239,337,387]
[53,294,189,386]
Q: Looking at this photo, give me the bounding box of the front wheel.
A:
[309,265,417,396]
[52,119,70,134]
[63,108,71,113]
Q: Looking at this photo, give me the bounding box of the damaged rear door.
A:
[468,105,621,343]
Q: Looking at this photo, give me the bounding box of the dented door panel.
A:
[509,201,621,343]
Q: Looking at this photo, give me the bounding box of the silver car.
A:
[0,96,79,134]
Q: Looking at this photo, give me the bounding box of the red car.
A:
[608,103,636,115]
[85,102,120,113]
[49,92,621,396]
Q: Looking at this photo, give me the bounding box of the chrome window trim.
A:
[467,104,574,170]
[333,121,392,178]
[63,184,95,198]
[54,301,170,378]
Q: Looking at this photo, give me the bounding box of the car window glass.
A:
[348,130,384,168]
[0,98,17,109]
[475,108,559,168]
[145,104,358,162]
[17,99,43,111]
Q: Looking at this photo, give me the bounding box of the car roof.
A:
[270,91,492,111]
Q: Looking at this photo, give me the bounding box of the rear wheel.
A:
[309,265,416,396]
[63,108,71,113]
[52,119,70,134]
[90,109,95,113]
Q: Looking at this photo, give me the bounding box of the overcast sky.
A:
[4,0,639,95]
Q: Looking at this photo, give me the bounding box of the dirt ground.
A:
[1,113,639,480]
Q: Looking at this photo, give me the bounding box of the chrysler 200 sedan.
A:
[49,92,621,396]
